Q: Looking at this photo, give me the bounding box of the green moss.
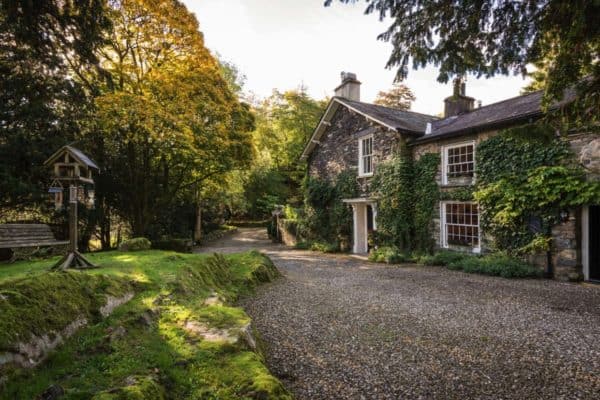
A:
[0,250,290,400]
[0,272,133,350]
[92,376,165,400]
[195,305,250,329]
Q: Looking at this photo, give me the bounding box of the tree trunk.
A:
[194,189,202,243]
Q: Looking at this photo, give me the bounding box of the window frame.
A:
[441,140,476,185]
[440,201,481,253]
[358,134,374,177]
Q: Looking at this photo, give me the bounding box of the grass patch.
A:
[0,250,291,400]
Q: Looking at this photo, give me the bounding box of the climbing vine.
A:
[371,144,440,253]
[299,170,358,248]
[412,153,441,253]
[474,124,600,254]
[371,143,414,251]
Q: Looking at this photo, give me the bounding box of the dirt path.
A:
[200,228,600,400]
[195,227,281,254]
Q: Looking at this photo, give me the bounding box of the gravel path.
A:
[202,228,600,399]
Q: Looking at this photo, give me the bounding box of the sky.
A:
[184,0,532,116]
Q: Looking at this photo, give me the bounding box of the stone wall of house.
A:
[410,131,495,255]
[307,106,404,197]
[410,130,600,280]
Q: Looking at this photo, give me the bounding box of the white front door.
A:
[351,203,376,254]
[352,203,368,253]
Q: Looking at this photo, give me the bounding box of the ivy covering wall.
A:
[371,143,440,253]
[474,124,600,254]
[299,170,359,249]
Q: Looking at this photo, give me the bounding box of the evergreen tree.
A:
[326,0,600,126]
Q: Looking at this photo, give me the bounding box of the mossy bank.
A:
[0,250,291,400]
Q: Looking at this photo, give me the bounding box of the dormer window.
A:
[442,141,475,185]
[358,135,373,177]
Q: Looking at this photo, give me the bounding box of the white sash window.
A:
[358,135,373,177]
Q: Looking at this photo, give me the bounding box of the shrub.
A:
[295,240,338,253]
[368,246,410,264]
[450,254,542,278]
[419,250,469,266]
[294,241,310,250]
[309,241,339,253]
[151,238,193,253]
[119,237,151,252]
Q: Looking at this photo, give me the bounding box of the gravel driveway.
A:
[201,228,600,399]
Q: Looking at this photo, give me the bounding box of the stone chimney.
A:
[334,72,361,101]
[443,77,475,117]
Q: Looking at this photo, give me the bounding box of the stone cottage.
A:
[300,72,600,281]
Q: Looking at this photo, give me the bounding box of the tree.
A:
[248,88,327,212]
[374,83,415,110]
[0,0,111,217]
[86,0,254,238]
[325,0,600,124]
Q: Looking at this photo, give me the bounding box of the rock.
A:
[579,138,600,175]
[183,320,238,344]
[100,292,134,317]
[240,323,257,351]
[37,384,64,400]
[203,291,224,306]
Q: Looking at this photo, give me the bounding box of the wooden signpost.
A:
[44,146,99,270]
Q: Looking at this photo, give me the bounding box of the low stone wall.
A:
[0,291,134,372]
[276,219,298,246]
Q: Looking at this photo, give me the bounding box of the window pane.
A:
[445,202,479,247]
[446,144,474,178]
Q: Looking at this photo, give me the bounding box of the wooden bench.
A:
[0,224,69,262]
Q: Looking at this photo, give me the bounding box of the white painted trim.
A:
[440,200,481,253]
[441,140,476,185]
[582,206,590,281]
[358,134,374,177]
[342,197,378,204]
[364,203,369,252]
[372,203,378,231]
[352,204,358,254]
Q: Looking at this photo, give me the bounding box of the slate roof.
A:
[414,88,576,143]
[301,87,576,159]
[336,97,438,134]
